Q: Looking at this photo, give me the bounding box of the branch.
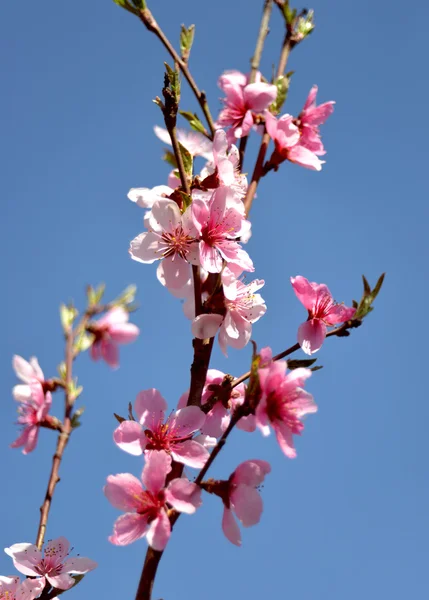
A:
[232,319,361,389]
[139,6,215,138]
[239,0,274,169]
[243,31,292,216]
[35,328,75,549]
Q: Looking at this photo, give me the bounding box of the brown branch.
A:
[139,7,215,138]
[35,329,74,549]
[243,31,292,217]
[239,0,274,170]
[232,320,360,389]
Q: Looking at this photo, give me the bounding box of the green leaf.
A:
[282,1,297,25]
[87,283,106,307]
[296,9,315,39]
[74,331,94,354]
[68,379,83,403]
[112,0,139,15]
[270,75,291,115]
[178,142,193,178]
[60,304,78,333]
[371,272,385,301]
[177,191,192,212]
[113,284,137,308]
[288,358,317,370]
[179,110,206,134]
[362,275,371,295]
[162,150,178,168]
[57,362,67,381]
[180,24,195,61]
[71,406,85,429]
[164,62,180,100]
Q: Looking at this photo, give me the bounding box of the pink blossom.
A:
[128,184,174,209]
[192,187,253,273]
[5,537,97,592]
[256,360,317,458]
[291,276,356,354]
[154,125,213,160]
[89,307,139,369]
[221,460,271,546]
[113,388,209,468]
[129,199,198,289]
[265,111,324,171]
[12,355,44,403]
[104,451,202,549]
[202,370,246,438]
[217,70,277,141]
[297,85,335,156]
[192,269,266,355]
[11,381,52,455]
[194,130,248,203]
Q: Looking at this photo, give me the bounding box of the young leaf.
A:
[178,142,193,178]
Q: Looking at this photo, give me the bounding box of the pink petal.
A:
[109,323,140,344]
[46,573,75,590]
[134,388,167,426]
[201,402,230,438]
[171,439,209,468]
[45,537,69,563]
[264,111,278,140]
[273,420,297,458]
[288,145,324,171]
[146,510,171,551]
[104,473,143,511]
[191,314,223,339]
[128,185,173,209]
[12,384,32,402]
[19,577,46,600]
[236,414,257,432]
[23,426,39,455]
[290,276,317,311]
[161,256,192,290]
[191,199,210,234]
[113,421,144,456]
[62,556,98,575]
[142,450,171,494]
[297,319,327,355]
[232,460,271,486]
[12,356,36,384]
[98,307,129,327]
[170,406,206,436]
[151,199,182,232]
[292,388,318,418]
[304,101,335,126]
[101,340,119,369]
[129,232,161,264]
[231,484,263,527]
[109,513,149,546]
[244,82,277,112]
[165,479,202,513]
[199,241,223,273]
[324,304,356,325]
[302,85,318,111]
[222,507,241,546]
[4,543,41,577]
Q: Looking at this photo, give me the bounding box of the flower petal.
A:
[165,479,202,514]
[191,314,223,339]
[4,543,42,577]
[146,510,171,551]
[170,406,206,436]
[104,473,143,511]
[222,507,241,546]
[171,439,209,468]
[113,421,144,456]
[142,450,171,494]
[46,573,75,590]
[135,389,167,427]
[62,556,98,575]
[297,319,327,355]
[231,484,263,527]
[109,513,149,546]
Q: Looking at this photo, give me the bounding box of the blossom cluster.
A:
[2,537,96,600]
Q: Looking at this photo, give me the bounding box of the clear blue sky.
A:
[1,0,428,598]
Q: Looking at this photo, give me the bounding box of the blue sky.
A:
[1,0,428,598]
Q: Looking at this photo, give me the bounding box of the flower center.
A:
[266,392,304,435]
[136,490,165,522]
[160,227,194,260]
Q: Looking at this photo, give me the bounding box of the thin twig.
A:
[35,329,74,549]
[239,0,274,170]
[139,7,215,138]
[243,31,292,217]
[232,320,359,389]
